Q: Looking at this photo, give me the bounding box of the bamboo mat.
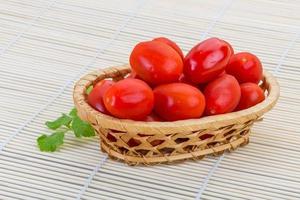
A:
[0,0,299,199]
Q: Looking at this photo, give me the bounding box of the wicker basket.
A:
[73,65,279,165]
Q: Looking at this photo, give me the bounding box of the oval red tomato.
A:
[87,80,114,114]
[130,41,183,85]
[236,83,265,111]
[153,83,205,121]
[204,74,241,115]
[153,37,184,59]
[226,52,263,84]
[184,37,233,84]
[103,79,154,120]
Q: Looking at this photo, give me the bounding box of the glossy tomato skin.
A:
[87,80,114,114]
[204,74,241,115]
[184,37,232,84]
[198,71,227,92]
[153,83,205,121]
[103,79,154,120]
[236,83,265,110]
[130,41,183,85]
[226,52,263,84]
[153,37,184,59]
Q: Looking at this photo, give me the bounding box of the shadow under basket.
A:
[73,65,280,165]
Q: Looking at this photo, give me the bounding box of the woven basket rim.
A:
[73,64,280,133]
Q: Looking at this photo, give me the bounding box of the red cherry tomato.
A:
[184,37,232,84]
[199,70,226,91]
[226,52,263,84]
[130,41,183,85]
[87,80,114,114]
[198,72,229,92]
[236,83,265,110]
[103,79,154,120]
[153,37,184,59]
[153,83,205,121]
[204,74,241,115]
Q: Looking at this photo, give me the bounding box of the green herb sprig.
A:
[37,108,95,152]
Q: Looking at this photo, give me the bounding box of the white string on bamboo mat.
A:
[195,29,300,200]
[273,31,300,74]
[0,0,57,56]
[75,156,108,200]
[195,155,224,200]
[0,0,146,153]
[200,0,233,40]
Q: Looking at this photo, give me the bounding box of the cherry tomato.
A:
[153,83,205,121]
[130,41,183,85]
[236,83,265,110]
[103,79,154,120]
[226,52,263,84]
[87,80,114,114]
[153,37,184,59]
[184,37,232,84]
[204,74,241,115]
[199,71,226,92]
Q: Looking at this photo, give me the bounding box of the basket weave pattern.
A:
[73,65,279,165]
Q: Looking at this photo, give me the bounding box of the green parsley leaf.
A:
[37,131,65,152]
[86,85,93,95]
[37,107,96,152]
[69,108,78,118]
[45,114,72,130]
[71,116,95,137]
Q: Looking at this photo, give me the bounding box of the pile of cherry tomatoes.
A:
[88,37,265,122]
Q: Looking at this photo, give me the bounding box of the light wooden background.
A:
[0,0,299,199]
